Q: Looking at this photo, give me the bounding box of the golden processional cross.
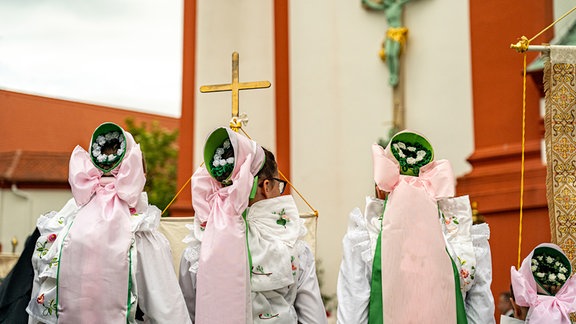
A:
[200,51,271,131]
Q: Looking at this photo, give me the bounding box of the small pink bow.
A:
[372,143,455,199]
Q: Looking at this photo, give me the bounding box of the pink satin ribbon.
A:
[58,132,145,323]
[193,128,264,324]
[511,243,576,324]
[373,143,457,324]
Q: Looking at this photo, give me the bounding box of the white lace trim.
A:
[471,223,491,243]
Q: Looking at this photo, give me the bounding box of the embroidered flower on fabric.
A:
[36,241,49,258]
[259,313,279,319]
[252,264,272,276]
[47,233,57,243]
[439,210,459,229]
[200,221,207,231]
[36,293,45,304]
[457,257,476,289]
[49,257,58,268]
[274,208,289,227]
[41,299,58,316]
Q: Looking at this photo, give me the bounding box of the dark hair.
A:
[509,285,515,301]
[257,147,277,180]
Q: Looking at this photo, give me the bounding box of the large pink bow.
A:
[372,143,455,198]
[373,142,457,323]
[58,132,145,323]
[193,129,264,324]
[511,243,576,324]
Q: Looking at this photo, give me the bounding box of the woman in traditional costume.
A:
[179,127,327,324]
[26,122,191,323]
[502,243,576,324]
[337,130,494,324]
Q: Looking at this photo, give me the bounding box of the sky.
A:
[0,0,183,117]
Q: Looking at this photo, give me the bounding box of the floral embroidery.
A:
[47,233,57,243]
[259,313,279,319]
[457,257,476,289]
[291,256,297,276]
[36,294,44,304]
[200,221,207,231]
[57,216,64,225]
[41,298,58,316]
[49,257,59,268]
[129,207,137,215]
[252,264,272,276]
[440,212,459,225]
[274,208,289,227]
[36,241,49,258]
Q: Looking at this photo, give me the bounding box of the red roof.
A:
[0,150,70,187]
[0,90,179,188]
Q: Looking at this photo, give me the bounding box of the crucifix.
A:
[362,0,412,132]
[200,51,271,131]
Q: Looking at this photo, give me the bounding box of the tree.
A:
[125,118,178,216]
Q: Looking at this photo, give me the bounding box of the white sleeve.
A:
[465,223,496,324]
[499,315,525,324]
[336,208,372,324]
[178,249,197,322]
[294,241,328,324]
[134,229,192,324]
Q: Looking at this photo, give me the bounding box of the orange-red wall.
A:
[462,0,553,320]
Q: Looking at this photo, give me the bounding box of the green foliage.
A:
[125,118,179,216]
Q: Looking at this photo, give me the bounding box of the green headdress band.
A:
[204,128,266,190]
[389,131,434,176]
[90,122,127,173]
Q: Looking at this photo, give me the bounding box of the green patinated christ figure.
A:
[362,0,412,88]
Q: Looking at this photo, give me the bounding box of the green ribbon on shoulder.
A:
[243,210,253,278]
[368,231,383,323]
[448,249,468,324]
[368,198,386,324]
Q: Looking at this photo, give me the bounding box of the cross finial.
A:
[200,52,271,131]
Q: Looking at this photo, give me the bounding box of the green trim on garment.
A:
[55,220,75,318]
[448,249,468,324]
[250,176,259,200]
[126,245,133,323]
[243,209,253,278]
[368,197,386,324]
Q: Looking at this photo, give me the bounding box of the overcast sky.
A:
[0,0,183,117]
